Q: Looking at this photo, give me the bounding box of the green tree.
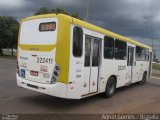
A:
[0,16,19,56]
[71,13,81,19]
[34,7,51,15]
[34,7,82,19]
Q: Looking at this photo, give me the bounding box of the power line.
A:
[150,0,154,35]
[141,0,148,36]
[85,0,90,22]
[151,45,160,46]
[149,0,152,35]
[141,0,145,19]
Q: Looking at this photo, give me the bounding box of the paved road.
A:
[0,59,160,114]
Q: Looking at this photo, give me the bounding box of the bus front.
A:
[16,15,68,98]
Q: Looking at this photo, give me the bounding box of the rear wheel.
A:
[139,72,147,84]
[104,76,116,98]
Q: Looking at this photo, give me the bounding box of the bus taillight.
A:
[51,64,60,84]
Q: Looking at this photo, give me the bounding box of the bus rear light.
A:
[54,71,58,76]
[55,65,60,71]
[51,76,57,84]
[54,64,60,74]
[51,64,61,84]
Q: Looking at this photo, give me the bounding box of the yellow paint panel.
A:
[55,16,71,84]
[19,44,56,52]
[21,14,58,22]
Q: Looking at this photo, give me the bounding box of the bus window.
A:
[136,46,141,61]
[115,39,127,60]
[73,26,83,57]
[104,36,114,59]
[92,39,101,66]
[145,49,149,61]
[85,36,91,66]
[141,48,146,61]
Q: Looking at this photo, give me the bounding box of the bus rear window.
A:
[39,22,56,31]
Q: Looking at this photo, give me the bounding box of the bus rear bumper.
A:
[16,74,67,98]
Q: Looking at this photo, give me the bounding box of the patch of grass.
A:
[0,55,16,60]
[152,63,160,70]
[152,73,160,78]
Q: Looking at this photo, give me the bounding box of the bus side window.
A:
[104,36,114,59]
[145,49,149,61]
[141,48,146,61]
[73,26,83,57]
[115,39,127,60]
[136,46,141,61]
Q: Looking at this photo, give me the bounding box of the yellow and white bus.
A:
[17,14,152,99]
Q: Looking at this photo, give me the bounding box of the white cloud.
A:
[0,0,25,7]
[51,0,79,6]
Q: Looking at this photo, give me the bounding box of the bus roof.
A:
[22,14,151,49]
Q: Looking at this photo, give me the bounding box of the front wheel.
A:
[103,77,116,98]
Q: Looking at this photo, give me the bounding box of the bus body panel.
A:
[67,25,104,98]
[18,48,56,84]
[55,15,71,84]
[17,74,67,98]
[18,18,58,84]
[17,14,152,99]
[17,15,72,98]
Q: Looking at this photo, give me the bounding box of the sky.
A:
[0,0,160,58]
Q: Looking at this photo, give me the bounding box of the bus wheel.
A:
[104,77,116,98]
[139,72,147,84]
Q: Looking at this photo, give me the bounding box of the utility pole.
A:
[150,38,158,59]
[150,38,156,49]
[86,0,90,22]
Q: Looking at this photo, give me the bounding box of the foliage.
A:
[34,7,82,19]
[0,16,19,55]
[152,63,160,70]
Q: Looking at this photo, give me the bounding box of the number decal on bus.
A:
[37,57,53,64]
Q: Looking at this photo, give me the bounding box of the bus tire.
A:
[139,72,147,84]
[104,76,116,98]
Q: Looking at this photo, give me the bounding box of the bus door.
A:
[83,35,101,95]
[127,46,135,83]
